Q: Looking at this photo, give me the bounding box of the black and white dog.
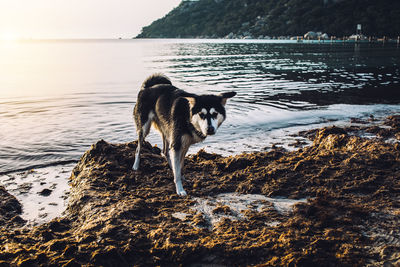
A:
[132,74,236,196]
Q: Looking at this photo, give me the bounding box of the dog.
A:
[132,74,236,196]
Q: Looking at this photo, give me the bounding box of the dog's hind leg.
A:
[132,112,153,170]
[162,134,172,168]
[170,148,187,196]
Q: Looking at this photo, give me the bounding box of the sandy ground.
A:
[1,164,74,227]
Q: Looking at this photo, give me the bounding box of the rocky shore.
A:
[1,115,400,266]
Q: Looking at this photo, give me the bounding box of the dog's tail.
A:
[141,73,172,90]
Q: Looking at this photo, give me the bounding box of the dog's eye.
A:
[211,113,218,119]
[199,113,206,119]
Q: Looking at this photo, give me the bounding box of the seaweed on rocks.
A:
[0,117,400,266]
[0,186,25,229]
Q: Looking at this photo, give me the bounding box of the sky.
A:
[0,0,182,39]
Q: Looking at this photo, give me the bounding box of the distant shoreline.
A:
[4,38,399,44]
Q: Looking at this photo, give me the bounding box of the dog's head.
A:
[186,92,236,136]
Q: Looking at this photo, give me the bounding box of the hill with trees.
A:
[136,0,400,39]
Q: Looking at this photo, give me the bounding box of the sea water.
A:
[1,39,399,224]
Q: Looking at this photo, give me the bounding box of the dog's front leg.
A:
[132,137,142,170]
[170,149,187,196]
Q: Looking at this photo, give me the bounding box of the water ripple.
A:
[1,40,400,173]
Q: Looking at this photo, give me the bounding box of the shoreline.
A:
[1,112,398,227]
[0,160,78,177]
[0,114,399,265]
[4,37,400,45]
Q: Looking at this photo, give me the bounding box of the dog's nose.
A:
[207,127,215,135]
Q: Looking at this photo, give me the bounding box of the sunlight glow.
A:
[0,32,19,42]
[0,0,182,39]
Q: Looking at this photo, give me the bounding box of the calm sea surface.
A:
[1,39,400,174]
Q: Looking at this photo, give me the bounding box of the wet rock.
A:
[0,186,25,228]
[49,219,71,232]
[224,157,253,172]
[38,188,52,196]
[48,240,67,252]
[0,117,400,265]
[384,115,400,129]
[212,205,232,215]
[17,258,37,267]
[62,259,81,267]
[350,117,369,124]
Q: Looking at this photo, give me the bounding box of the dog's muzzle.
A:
[207,126,216,135]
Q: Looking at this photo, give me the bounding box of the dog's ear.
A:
[184,96,196,108]
[220,92,236,105]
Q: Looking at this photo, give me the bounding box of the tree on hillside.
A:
[136,0,400,38]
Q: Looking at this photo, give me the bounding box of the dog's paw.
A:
[132,159,140,170]
[175,180,187,196]
[132,163,139,171]
[176,188,187,196]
